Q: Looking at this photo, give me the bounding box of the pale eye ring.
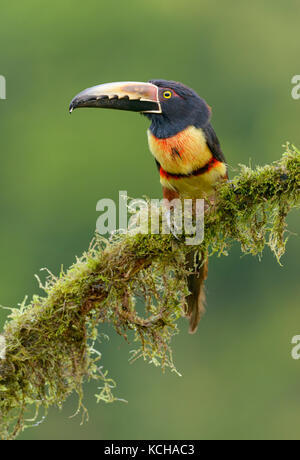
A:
[163,90,172,99]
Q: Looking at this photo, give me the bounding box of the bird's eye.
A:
[163,90,172,99]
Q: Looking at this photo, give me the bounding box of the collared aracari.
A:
[69,80,228,333]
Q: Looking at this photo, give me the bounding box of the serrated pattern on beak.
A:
[69,81,161,114]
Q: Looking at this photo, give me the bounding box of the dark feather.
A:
[186,252,208,334]
[203,123,227,165]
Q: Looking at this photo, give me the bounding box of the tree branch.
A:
[0,144,299,439]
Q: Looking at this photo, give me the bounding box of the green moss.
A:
[0,144,299,439]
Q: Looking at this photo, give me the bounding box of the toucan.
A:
[69,80,228,333]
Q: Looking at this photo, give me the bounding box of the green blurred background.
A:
[0,0,300,440]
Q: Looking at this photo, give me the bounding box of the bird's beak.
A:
[69,81,161,114]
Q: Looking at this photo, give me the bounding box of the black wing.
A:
[203,123,227,164]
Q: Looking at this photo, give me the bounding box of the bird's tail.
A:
[185,251,208,334]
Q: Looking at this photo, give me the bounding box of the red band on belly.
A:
[160,156,220,180]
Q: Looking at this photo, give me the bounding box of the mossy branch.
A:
[0,144,299,439]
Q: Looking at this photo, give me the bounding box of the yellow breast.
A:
[147,125,213,175]
[147,125,227,199]
[159,162,228,198]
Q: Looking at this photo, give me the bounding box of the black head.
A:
[69,79,211,139]
[145,79,211,138]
